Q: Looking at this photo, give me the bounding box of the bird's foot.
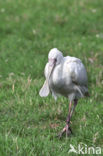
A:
[57,124,72,139]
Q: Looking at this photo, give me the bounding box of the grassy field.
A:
[0,0,103,155]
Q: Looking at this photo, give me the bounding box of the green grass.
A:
[0,0,103,155]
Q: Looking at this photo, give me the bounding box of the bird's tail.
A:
[75,85,84,97]
[75,85,89,98]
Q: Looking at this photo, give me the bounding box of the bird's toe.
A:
[57,125,72,139]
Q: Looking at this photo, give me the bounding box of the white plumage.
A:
[39,48,89,138]
[39,48,89,101]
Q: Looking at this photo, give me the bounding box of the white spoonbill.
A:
[39,48,89,138]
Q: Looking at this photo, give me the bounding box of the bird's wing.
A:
[64,56,88,86]
[64,57,89,97]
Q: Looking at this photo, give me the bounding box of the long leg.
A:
[66,99,78,124]
[66,99,78,136]
[58,99,78,138]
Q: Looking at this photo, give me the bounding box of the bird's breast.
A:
[49,65,73,95]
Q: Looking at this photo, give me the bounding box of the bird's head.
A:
[47,48,63,78]
[48,48,63,66]
[39,48,63,97]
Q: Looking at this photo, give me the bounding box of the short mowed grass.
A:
[0,0,103,155]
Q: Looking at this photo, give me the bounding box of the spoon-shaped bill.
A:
[39,59,56,97]
[39,80,50,97]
